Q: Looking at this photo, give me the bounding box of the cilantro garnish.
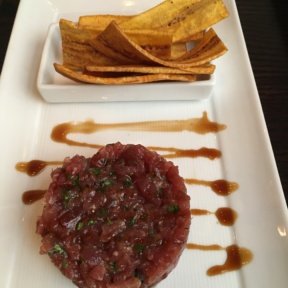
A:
[167,204,179,213]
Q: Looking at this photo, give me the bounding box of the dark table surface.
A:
[1,0,288,206]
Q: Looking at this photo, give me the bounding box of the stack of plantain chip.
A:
[54,0,229,85]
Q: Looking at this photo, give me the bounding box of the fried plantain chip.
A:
[78,14,132,28]
[90,21,148,65]
[176,31,205,43]
[173,28,228,64]
[170,43,188,59]
[119,0,200,31]
[90,21,227,68]
[54,63,197,84]
[60,18,173,47]
[62,41,121,69]
[85,64,215,75]
[60,19,173,60]
[172,0,229,42]
[123,30,173,48]
[119,0,228,43]
[60,19,99,43]
[78,11,205,44]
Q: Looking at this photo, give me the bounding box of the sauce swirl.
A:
[51,112,226,148]
[50,112,226,155]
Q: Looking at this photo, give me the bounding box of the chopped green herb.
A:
[89,167,101,175]
[62,190,74,208]
[68,174,80,187]
[72,179,79,187]
[109,261,118,273]
[63,191,70,202]
[62,259,69,269]
[167,204,179,213]
[123,176,133,187]
[134,243,145,254]
[127,216,137,227]
[107,218,113,225]
[100,178,113,189]
[76,221,84,231]
[49,244,66,256]
[87,219,95,226]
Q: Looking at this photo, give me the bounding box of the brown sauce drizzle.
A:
[51,112,226,147]
[51,112,225,140]
[190,208,211,216]
[22,190,46,205]
[191,207,238,226]
[187,243,223,251]
[185,178,239,196]
[151,146,221,159]
[207,245,253,276]
[186,243,253,276]
[15,160,63,176]
[50,112,224,159]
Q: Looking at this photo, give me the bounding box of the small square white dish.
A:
[37,23,216,103]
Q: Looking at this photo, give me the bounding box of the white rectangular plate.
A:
[0,0,288,288]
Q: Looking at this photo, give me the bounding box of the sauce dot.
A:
[207,245,253,276]
[22,190,46,205]
[215,207,238,226]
